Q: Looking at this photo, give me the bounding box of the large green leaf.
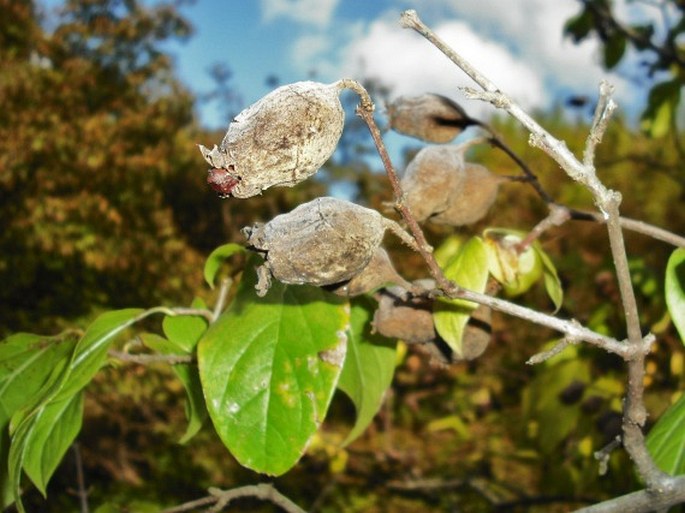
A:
[433,237,489,356]
[8,309,143,512]
[338,299,396,445]
[0,332,77,509]
[198,266,349,475]
[647,392,685,474]
[22,392,84,495]
[666,248,685,344]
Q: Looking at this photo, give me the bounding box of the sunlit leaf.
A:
[433,237,489,356]
[162,298,209,352]
[198,265,349,475]
[641,80,681,138]
[483,229,543,297]
[338,298,396,445]
[647,393,685,474]
[8,309,143,512]
[22,392,83,495]
[0,332,77,509]
[537,245,564,312]
[204,243,245,288]
[666,248,685,344]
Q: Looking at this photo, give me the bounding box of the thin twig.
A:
[526,335,579,365]
[401,7,677,497]
[107,350,193,365]
[156,484,306,513]
[594,436,621,477]
[212,277,232,322]
[72,443,90,513]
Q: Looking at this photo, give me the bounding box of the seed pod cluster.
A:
[243,197,394,296]
[386,93,475,143]
[401,145,503,226]
[372,282,492,365]
[199,81,346,198]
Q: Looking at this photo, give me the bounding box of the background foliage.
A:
[2,0,685,512]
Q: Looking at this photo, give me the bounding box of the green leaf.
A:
[22,392,83,495]
[603,32,626,69]
[141,332,208,444]
[8,309,143,512]
[162,298,209,352]
[647,392,685,474]
[338,298,396,445]
[641,80,681,138]
[198,265,349,476]
[483,229,543,297]
[433,237,489,356]
[537,245,564,312]
[666,248,685,344]
[0,332,77,509]
[523,357,591,454]
[204,243,245,288]
[564,8,594,42]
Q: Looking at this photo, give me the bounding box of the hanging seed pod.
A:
[458,305,492,361]
[430,163,504,226]
[386,93,476,143]
[400,145,466,222]
[242,197,414,296]
[331,247,412,297]
[199,81,346,199]
[372,285,436,344]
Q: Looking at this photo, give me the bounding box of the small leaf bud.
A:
[199,81,346,198]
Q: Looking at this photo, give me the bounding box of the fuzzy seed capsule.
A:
[242,197,388,296]
[386,94,475,143]
[331,247,411,297]
[401,145,502,226]
[199,81,346,199]
[401,145,466,223]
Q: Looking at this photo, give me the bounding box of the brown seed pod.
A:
[243,197,411,296]
[458,305,492,361]
[372,285,436,344]
[331,247,412,297]
[430,163,504,226]
[400,145,466,223]
[386,93,475,143]
[199,81,346,199]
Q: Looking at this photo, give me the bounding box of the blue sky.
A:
[158,0,665,132]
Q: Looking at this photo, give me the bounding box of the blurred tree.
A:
[0,0,210,334]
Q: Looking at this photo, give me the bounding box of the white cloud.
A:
[260,0,339,27]
[333,17,549,120]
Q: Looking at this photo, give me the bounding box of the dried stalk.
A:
[399,7,679,508]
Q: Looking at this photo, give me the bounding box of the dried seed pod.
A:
[243,197,400,296]
[401,145,467,223]
[458,305,492,361]
[331,247,412,297]
[372,285,436,344]
[199,81,346,198]
[430,163,504,226]
[386,93,475,143]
